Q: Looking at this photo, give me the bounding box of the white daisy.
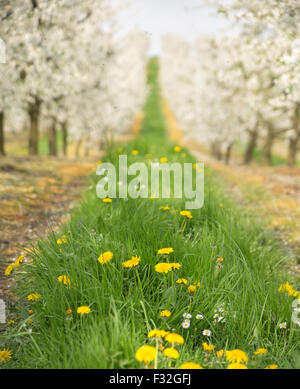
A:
[182,320,190,329]
[279,322,287,329]
[202,329,211,336]
[196,314,203,320]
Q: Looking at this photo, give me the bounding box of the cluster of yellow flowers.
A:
[155,262,181,273]
[57,235,68,245]
[180,210,192,219]
[4,254,25,276]
[278,282,300,297]
[136,331,187,368]
[57,275,71,289]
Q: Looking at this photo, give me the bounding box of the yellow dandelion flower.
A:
[265,364,278,369]
[278,282,299,297]
[160,206,170,211]
[146,153,152,158]
[160,310,171,317]
[157,248,174,255]
[160,157,168,163]
[179,362,203,369]
[219,203,224,208]
[180,210,192,219]
[27,293,41,301]
[148,329,169,339]
[164,347,179,359]
[15,254,25,266]
[0,349,12,362]
[155,263,172,273]
[227,363,248,369]
[165,333,184,345]
[102,198,112,203]
[57,275,71,288]
[174,146,181,152]
[254,348,267,355]
[66,308,72,315]
[77,306,91,315]
[135,345,156,364]
[8,320,15,326]
[28,309,33,315]
[27,318,33,323]
[132,150,139,156]
[226,349,248,364]
[216,350,224,358]
[176,278,188,285]
[122,255,141,268]
[98,251,113,264]
[170,262,181,270]
[216,257,223,263]
[57,235,67,245]
[188,285,196,293]
[5,264,14,276]
[202,342,215,352]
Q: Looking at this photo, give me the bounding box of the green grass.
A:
[1,58,300,369]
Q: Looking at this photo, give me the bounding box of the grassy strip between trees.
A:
[2,58,300,369]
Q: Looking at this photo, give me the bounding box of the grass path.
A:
[1,59,300,369]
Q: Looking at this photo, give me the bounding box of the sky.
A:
[118,0,232,55]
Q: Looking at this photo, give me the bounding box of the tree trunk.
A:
[28,98,41,155]
[263,125,274,165]
[210,141,222,160]
[75,138,83,158]
[48,118,57,156]
[0,111,5,156]
[62,121,68,156]
[244,128,258,164]
[225,143,233,165]
[287,103,300,167]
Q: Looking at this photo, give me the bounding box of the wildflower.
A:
[174,146,181,152]
[265,364,278,369]
[176,278,188,285]
[216,257,223,263]
[102,198,112,203]
[77,306,91,315]
[0,349,12,362]
[202,342,215,352]
[254,348,267,355]
[183,313,192,319]
[57,275,71,288]
[117,148,123,153]
[278,282,299,297]
[132,150,139,156]
[160,157,168,163]
[202,329,211,337]
[135,345,156,364]
[164,347,179,359]
[219,203,224,208]
[15,254,25,266]
[28,309,33,315]
[97,161,102,165]
[216,350,224,358]
[98,251,113,264]
[160,310,171,317]
[196,314,203,320]
[165,333,184,345]
[122,256,141,268]
[157,248,174,255]
[148,329,169,339]
[227,363,247,369]
[66,308,72,315]
[160,206,170,211]
[4,264,14,276]
[180,210,192,219]
[188,285,196,293]
[155,262,180,273]
[146,153,152,158]
[27,293,41,301]
[279,322,287,329]
[27,318,33,323]
[182,321,190,329]
[8,320,15,326]
[159,344,164,351]
[179,362,203,369]
[57,235,67,245]
[226,349,248,364]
